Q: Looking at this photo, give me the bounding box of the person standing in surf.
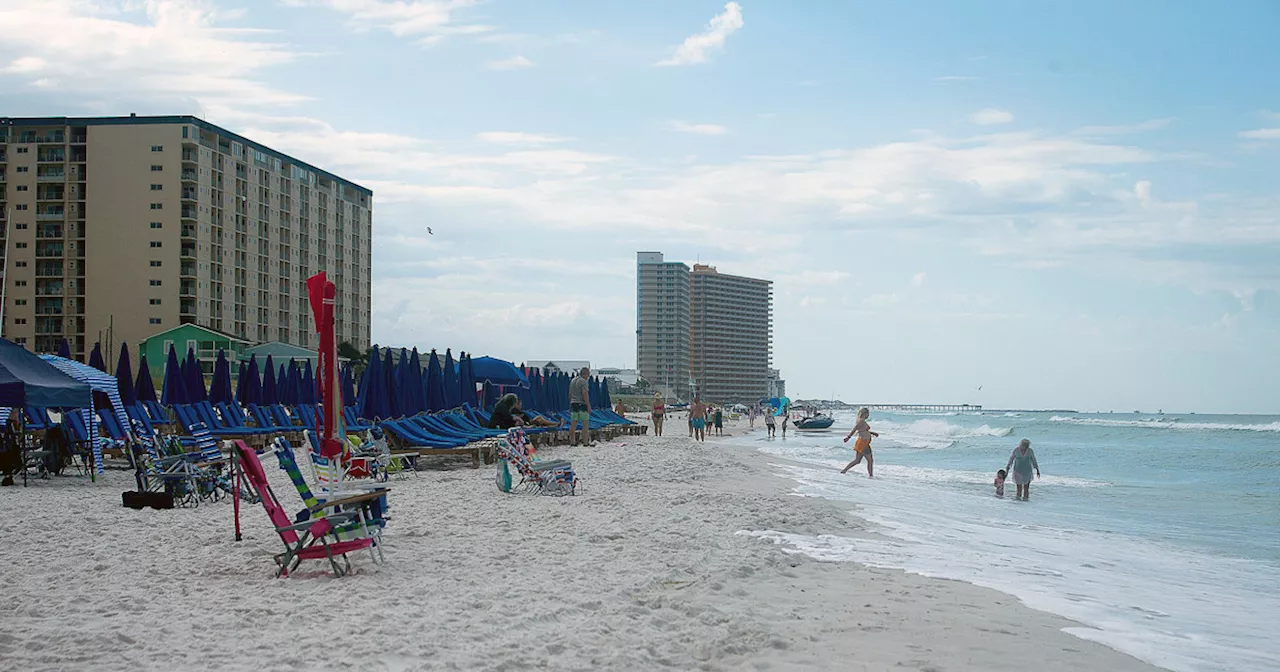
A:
[764,406,776,438]
[1005,438,1041,500]
[841,407,878,477]
[651,392,665,437]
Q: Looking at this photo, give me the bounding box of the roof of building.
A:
[243,341,322,361]
[0,114,371,197]
[138,323,253,345]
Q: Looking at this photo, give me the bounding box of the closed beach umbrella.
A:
[135,352,157,404]
[275,363,288,405]
[461,353,478,408]
[57,338,72,360]
[209,350,233,405]
[341,364,356,407]
[601,377,613,409]
[88,342,107,372]
[382,348,398,418]
[302,358,317,405]
[355,346,377,416]
[442,349,459,409]
[242,355,262,406]
[282,359,300,406]
[184,348,208,402]
[261,355,278,405]
[399,348,421,416]
[516,365,536,410]
[115,343,136,407]
[426,349,447,412]
[161,346,186,406]
[235,361,247,403]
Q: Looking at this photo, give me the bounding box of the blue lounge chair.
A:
[378,419,483,468]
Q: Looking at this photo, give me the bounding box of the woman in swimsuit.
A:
[841,407,878,477]
[651,393,665,436]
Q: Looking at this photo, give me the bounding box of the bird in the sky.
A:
[427,227,433,235]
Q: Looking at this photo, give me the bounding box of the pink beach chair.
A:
[234,441,374,578]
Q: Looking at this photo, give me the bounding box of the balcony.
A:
[71,134,86,144]
[36,171,66,182]
[35,132,66,144]
[180,299,196,316]
[180,261,196,277]
[180,280,196,295]
[37,225,63,239]
[182,149,198,162]
[181,223,196,238]
[182,169,197,181]
[37,188,65,201]
[38,149,66,163]
[37,211,65,222]
[35,280,64,297]
[181,206,197,219]
[180,244,196,259]
[35,242,64,258]
[181,188,198,201]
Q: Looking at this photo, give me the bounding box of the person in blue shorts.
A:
[690,396,707,442]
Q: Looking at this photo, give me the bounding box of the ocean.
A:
[734,410,1280,672]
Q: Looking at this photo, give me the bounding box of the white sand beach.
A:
[0,426,1162,671]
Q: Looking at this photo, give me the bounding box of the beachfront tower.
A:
[690,263,773,404]
[0,115,372,359]
[636,252,692,401]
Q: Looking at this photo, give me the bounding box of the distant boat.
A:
[793,405,835,430]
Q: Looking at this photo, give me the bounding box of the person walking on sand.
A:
[690,396,707,442]
[764,407,776,438]
[651,392,665,437]
[713,405,723,436]
[1005,438,1041,500]
[568,367,594,447]
[841,407,878,477]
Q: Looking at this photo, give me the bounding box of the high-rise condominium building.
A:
[635,252,691,400]
[0,115,372,359]
[690,263,773,403]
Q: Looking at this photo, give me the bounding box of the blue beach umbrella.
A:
[161,346,187,406]
[382,348,399,418]
[135,352,158,404]
[481,381,502,411]
[302,358,316,405]
[341,364,356,408]
[356,346,379,420]
[115,343,136,407]
[283,359,300,406]
[275,363,288,405]
[88,342,107,372]
[401,348,423,416]
[235,361,248,403]
[242,355,262,406]
[209,350,233,405]
[470,356,529,388]
[442,349,459,409]
[261,355,278,405]
[516,364,536,410]
[461,353,478,408]
[185,348,208,402]
[57,338,72,360]
[426,349,447,412]
[601,377,613,409]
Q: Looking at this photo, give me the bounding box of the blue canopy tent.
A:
[302,359,317,406]
[57,338,72,360]
[261,355,278,406]
[241,355,262,406]
[425,349,447,412]
[39,354,130,474]
[184,348,208,403]
[160,347,187,407]
[209,350,234,405]
[0,338,92,409]
[470,356,529,388]
[135,353,158,404]
[115,343,137,407]
[442,349,459,409]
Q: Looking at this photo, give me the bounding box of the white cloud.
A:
[1239,128,1280,140]
[280,0,492,44]
[1134,180,1153,205]
[656,2,744,66]
[0,1,307,107]
[666,121,729,136]
[910,272,927,287]
[476,131,566,145]
[799,296,828,308]
[862,293,901,308]
[971,108,1014,126]
[487,55,534,70]
[935,75,979,82]
[780,270,850,286]
[1073,118,1173,136]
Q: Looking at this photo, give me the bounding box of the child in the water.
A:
[994,469,1007,498]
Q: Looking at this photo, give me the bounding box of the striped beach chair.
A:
[495,428,577,496]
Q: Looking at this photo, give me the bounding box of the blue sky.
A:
[2,1,1278,412]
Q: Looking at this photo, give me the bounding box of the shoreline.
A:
[0,426,1162,671]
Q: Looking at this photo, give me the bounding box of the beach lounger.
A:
[495,428,577,496]
[144,401,170,426]
[379,419,484,469]
[234,440,375,578]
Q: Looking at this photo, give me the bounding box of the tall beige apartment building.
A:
[690,263,772,403]
[636,252,772,403]
[0,115,372,360]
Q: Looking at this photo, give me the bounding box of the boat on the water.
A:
[792,406,834,431]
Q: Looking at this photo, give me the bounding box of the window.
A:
[150,241,162,248]
[150,279,162,286]
[14,281,26,287]
[149,318,162,325]
[150,203,162,210]
[150,222,162,229]
[151,165,163,172]
[15,224,26,230]
[151,145,163,152]
[16,185,27,191]
[150,184,163,191]
[149,298,162,305]
[14,338,26,345]
[15,242,26,249]
[14,318,25,325]
[15,261,26,267]
[16,147,28,154]
[16,167,28,173]
[150,260,162,267]
[14,299,26,306]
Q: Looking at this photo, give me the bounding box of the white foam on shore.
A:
[1049,417,1280,432]
[753,461,1280,672]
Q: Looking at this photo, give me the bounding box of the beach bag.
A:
[495,458,512,493]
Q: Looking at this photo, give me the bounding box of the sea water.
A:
[735,411,1280,672]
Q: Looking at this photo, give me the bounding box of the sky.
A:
[1,0,1278,413]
